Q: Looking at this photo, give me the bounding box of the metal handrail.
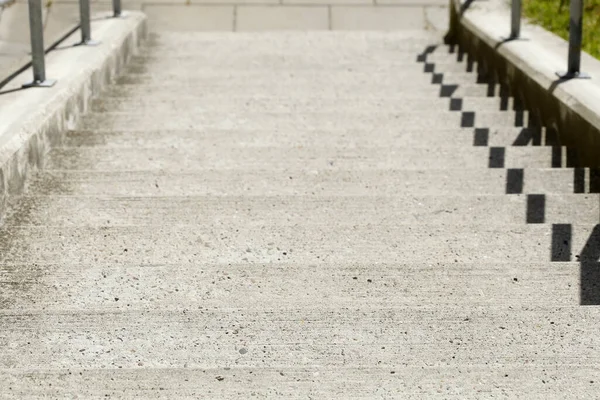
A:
[506,0,590,79]
[23,0,123,88]
[558,0,589,78]
[453,0,590,80]
[510,0,521,40]
[113,0,122,17]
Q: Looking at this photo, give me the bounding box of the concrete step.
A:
[120,65,479,80]
[78,111,526,132]
[46,146,562,171]
[91,96,511,114]
[101,82,498,99]
[26,168,583,197]
[6,194,597,227]
[123,58,478,73]
[126,55,474,72]
[0,365,596,398]
[114,70,486,87]
[0,223,593,264]
[1,305,599,370]
[0,259,588,311]
[140,31,445,54]
[64,127,529,148]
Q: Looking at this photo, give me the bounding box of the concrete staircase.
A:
[1,31,600,397]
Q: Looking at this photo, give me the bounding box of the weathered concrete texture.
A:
[65,126,529,147]
[24,168,583,196]
[0,13,146,219]
[5,194,598,227]
[90,95,510,113]
[1,366,599,399]
[45,146,561,170]
[0,223,594,265]
[1,30,599,398]
[103,80,497,98]
[78,111,524,132]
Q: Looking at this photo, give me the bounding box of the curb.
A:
[0,12,147,219]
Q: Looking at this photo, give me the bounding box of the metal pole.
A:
[77,0,99,45]
[510,0,521,39]
[23,0,55,87]
[557,0,590,78]
[112,0,122,17]
[567,0,583,75]
[79,0,91,43]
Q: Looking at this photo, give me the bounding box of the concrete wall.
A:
[445,0,600,167]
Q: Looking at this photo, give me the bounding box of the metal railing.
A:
[508,0,590,79]
[23,0,123,88]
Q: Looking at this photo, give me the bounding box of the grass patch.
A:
[523,0,600,59]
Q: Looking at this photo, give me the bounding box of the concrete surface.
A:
[20,168,587,195]
[45,145,560,169]
[0,12,146,217]
[5,194,599,226]
[1,28,600,397]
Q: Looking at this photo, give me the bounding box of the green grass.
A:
[523,0,600,58]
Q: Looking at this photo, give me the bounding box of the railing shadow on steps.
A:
[0,0,125,92]
[436,0,600,305]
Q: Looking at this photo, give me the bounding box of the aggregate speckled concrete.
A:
[1,31,600,398]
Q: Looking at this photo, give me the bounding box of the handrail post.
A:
[23,0,56,88]
[510,0,521,39]
[557,0,590,79]
[78,0,100,45]
[112,0,122,17]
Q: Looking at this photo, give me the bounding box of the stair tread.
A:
[2,29,597,396]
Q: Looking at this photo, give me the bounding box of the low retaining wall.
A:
[0,12,147,218]
[445,0,600,166]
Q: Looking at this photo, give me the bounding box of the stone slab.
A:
[236,6,329,31]
[45,145,558,170]
[142,5,234,31]
[6,194,598,227]
[331,6,426,30]
[0,223,594,264]
[76,110,523,132]
[25,168,581,196]
[0,366,597,399]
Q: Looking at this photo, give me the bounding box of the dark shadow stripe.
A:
[591,169,600,193]
[440,84,458,97]
[461,112,475,127]
[574,168,585,193]
[488,147,505,168]
[551,224,572,261]
[473,128,489,146]
[526,194,545,223]
[449,98,462,111]
[579,224,600,305]
[551,146,562,168]
[506,169,524,194]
